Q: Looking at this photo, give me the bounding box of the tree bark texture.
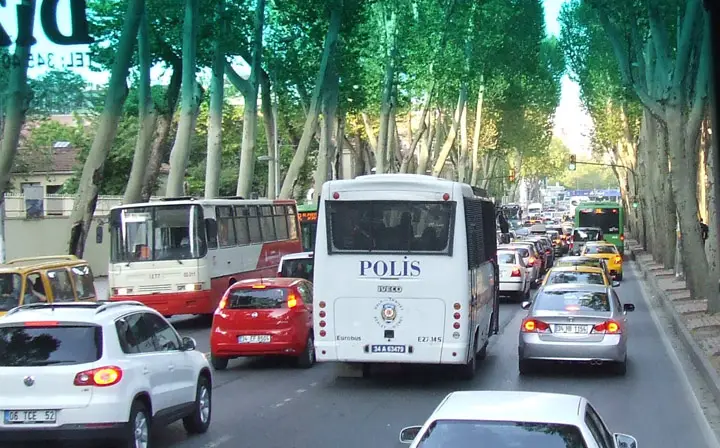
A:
[204,0,226,199]
[124,10,157,204]
[166,0,201,197]
[68,0,144,257]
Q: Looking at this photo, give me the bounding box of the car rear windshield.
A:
[280,258,314,282]
[535,290,611,312]
[416,420,587,448]
[573,229,600,241]
[497,252,517,264]
[584,245,617,255]
[547,271,605,285]
[0,273,22,311]
[556,259,602,269]
[507,247,530,258]
[227,287,289,309]
[0,325,102,367]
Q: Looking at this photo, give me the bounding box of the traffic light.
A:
[568,155,576,171]
[509,168,516,182]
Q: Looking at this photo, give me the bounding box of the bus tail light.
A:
[620,234,625,241]
[319,320,326,328]
[511,268,521,277]
[319,330,327,337]
[592,320,622,334]
[453,312,461,319]
[74,366,123,387]
[453,322,460,329]
[453,302,461,310]
[521,318,550,333]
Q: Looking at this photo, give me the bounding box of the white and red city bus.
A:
[107,197,302,317]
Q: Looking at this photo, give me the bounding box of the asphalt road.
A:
[139,262,719,448]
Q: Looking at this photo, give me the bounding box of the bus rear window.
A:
[326,201,454,254]
[227,288,288,309]
[0,325,102,367]
[578,209,620,233]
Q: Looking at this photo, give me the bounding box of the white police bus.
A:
[313,174,499,379]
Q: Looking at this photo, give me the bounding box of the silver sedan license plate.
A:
[554,324,588,334]
[238,335,271,343]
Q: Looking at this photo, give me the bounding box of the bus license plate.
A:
[554,325,588,334]
[4,410,57,424]
[371,345,406,353]
[238,335,271,343]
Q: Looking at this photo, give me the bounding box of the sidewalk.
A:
[627,239,720,404]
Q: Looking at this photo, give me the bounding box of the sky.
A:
[1,0,592,155]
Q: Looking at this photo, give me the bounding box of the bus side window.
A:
[286,206,299,240]
[274,206,289,240]
[205,218,218,249]
[234,206,250,245]
[247,206,263,243]
[216,206,237,247]
[260,206,276,241]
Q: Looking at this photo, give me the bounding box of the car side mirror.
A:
[623,303,635,312]
[612,281,621,287]
[521,301,532,310]
[399,426,422,444]
[614,433,638,448]
[181,336,197,351]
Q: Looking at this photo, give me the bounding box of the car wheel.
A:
[211,355,228,371]
[518,359,535,375]
[296,334,315,368]
[123,400,151,448]
[183,375,212,434]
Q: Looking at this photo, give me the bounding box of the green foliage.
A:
[27,71,96,115]
[554,161,619,189]
[522,137,572,180]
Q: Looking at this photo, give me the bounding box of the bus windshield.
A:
[110,205,207,263]
[578,208,620,233]
[326,200,454,254]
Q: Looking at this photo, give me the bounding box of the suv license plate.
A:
[238,335,271,343]
[4,410,57,424]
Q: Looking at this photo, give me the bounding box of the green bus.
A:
[297,203,318,252]
[574,201,625,253]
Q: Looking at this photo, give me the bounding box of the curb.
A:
[629,244,720,407]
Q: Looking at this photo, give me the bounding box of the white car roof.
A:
[279,251,314,262]
[431,391,583,425]
[0,301,151,325]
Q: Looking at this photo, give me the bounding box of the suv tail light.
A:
[591,320,622,334]
[74,366,123,387]
[521,318,550,333]
[511,268,521,277]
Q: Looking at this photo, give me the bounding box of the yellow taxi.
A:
[554,255,611,278]
[0,255,98,316]
[580,241,623,280]
[541,265,617,287]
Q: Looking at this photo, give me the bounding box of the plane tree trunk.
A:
[67,0,144,257]
[123,10,157,204]
[204,0,226,199]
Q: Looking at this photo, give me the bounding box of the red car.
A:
[210,277,315,370]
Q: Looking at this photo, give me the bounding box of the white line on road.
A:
[310,382,318,387]
[633,262,720,448]
[296,388,307,394]
[284,397,292,402]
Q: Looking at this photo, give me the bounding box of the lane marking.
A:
[198,434,233,448]
[296,388,307,394]
[632,262,720,448]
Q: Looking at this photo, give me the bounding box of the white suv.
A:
[0,301,213,447]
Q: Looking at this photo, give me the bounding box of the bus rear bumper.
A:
[108,290,214,316]
[314,341,471,364]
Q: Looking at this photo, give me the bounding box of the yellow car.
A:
[581,242,623,280]
[554,256,611,278]
[541,265,616,287]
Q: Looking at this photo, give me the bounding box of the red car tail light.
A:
[287,292,299,308]
[527,257,536,267]
[521,318,550,333]
[592,320,622,334]
[511,268,521,277]
[74,366,123,387]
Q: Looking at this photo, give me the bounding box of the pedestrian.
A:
[699,218,709,244]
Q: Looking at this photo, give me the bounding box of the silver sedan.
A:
[518,284,635,375]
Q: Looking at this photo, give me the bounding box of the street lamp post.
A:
[257,155,280,199]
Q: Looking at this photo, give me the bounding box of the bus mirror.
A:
[96,225,103,244]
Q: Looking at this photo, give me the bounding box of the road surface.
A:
[131,262,720,448]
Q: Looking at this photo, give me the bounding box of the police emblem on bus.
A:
[381,303,397,322]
